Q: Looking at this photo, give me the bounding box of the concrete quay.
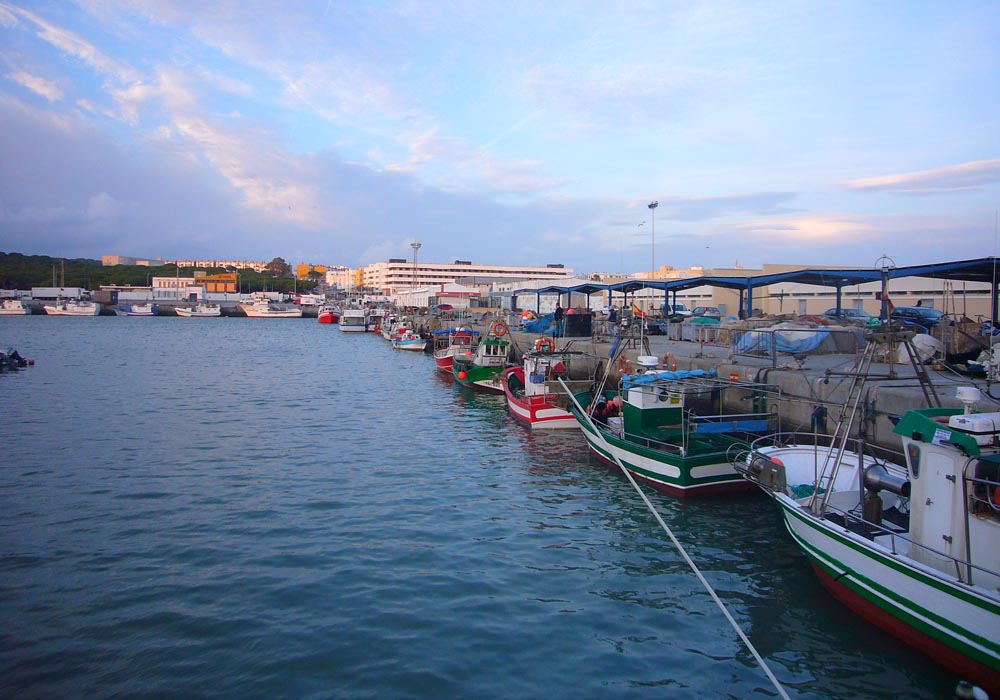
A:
[488,323,1000,455]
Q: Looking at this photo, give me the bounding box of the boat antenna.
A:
[558,379,792,700]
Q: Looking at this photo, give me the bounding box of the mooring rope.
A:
[559,379,792,700]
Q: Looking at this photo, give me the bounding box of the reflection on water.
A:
[0,317,957,699]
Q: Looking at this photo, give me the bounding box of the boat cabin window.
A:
[970,457,1000,515]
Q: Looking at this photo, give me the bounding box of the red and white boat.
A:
[502,341,604,430]
[432,326,479,373]
[318,305,341,324]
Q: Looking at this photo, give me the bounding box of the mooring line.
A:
[559,379,792,700]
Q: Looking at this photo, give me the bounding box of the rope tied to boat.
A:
[559,378,792,700]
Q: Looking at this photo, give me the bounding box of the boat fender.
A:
[663,353,677,371]
[618,357,632,375]
[535,337,555,353]
[492,320,509,337]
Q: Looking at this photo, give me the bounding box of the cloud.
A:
[6,69,62,100]
[5,2,142,85]
[736,214,879,243]
[843,159,1000,194]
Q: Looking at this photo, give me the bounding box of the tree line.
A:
[0,252,318,294]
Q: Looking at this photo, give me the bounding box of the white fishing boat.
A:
[391,329,428,351]
[176,302,222,318]
[124,303,157,316]
[43,299,101,316]
[339,308,367,332]
[0,298,31,315]
[736,332,1000,694]
[240,299,302,318]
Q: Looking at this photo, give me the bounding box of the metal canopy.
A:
[502,257,998,321]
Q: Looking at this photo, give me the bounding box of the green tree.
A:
[265,257,291,277]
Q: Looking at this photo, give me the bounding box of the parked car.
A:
[890,306,945,332]
[821,307,873,324]
[691,306,722,319]
[661,302,693,322]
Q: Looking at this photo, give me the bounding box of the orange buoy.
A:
[663,353,677,372]
[458,371,468,380]
[534,337,555,353]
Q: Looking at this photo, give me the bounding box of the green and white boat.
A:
[569,363,779,496]
[452,320,512,393]
[737,387,1000,695]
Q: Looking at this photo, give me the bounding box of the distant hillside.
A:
[0,252,317,294]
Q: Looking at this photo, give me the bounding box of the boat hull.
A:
[176,305,221,317]
[502,367,578,430]
[571,391,754,496]
[0,300,30,315]
[43,302,101,316]
[775,493,1000,695]
[392,338,427,351]
[453,363,505,393]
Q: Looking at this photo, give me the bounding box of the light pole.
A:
[648,201,658,314]
[648,201,658,282]
[411,242,421,306]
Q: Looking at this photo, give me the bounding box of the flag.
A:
[632,303,646,318]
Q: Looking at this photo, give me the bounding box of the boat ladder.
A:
[813,327,940,512]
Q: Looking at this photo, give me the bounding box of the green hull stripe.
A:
[779,500,1000,667]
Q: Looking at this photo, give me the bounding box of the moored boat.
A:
[736,390,1000,696]
[0,298,31,315]
[339,307,367,331]
[176,302,222,317]
[569,360,779,495]
[318,304,341,324]
[240,299,303,318]
[502,341,604,429]
[433,326,479,373]
[43,299,101,316]
[124,302,157,316]
[452,320,512,392]
[391,329,428,351]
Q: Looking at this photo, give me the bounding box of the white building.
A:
[360,259,572,295]
[393,282,482,309]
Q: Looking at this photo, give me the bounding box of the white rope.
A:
[559,379,792,700]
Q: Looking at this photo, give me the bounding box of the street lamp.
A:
[648,201,658,283]
[411,241,421,302]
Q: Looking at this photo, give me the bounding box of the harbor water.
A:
[0,317,957,699]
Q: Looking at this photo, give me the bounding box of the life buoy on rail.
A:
[535,336,555,353]
[618,356,633,375]
[663,353,678,372]
[492,320,509,337]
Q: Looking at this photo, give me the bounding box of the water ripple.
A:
[0,317,955,699]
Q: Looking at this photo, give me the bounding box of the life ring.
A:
[663,353,678,372]
[618,356,633,375]
[492,320,509,337]
[535,336,555,353]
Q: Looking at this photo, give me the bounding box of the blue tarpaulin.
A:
[523,313,555,334]
[621,368,716,388]
[734,328,830,355]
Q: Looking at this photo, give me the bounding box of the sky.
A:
[1,1,998,276]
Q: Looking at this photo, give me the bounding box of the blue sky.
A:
[1,1,998,275]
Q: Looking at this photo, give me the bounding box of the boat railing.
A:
[746,430,906,465]
[830,493,999,587]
